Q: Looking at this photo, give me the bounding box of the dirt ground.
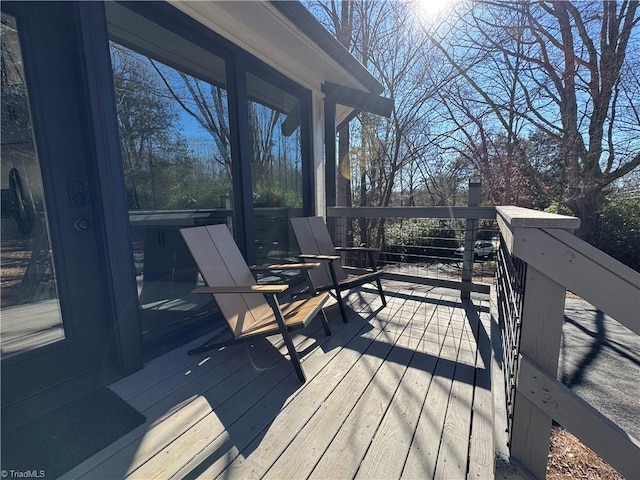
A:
[547,425,623,479]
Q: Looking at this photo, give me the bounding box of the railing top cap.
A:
[496,206,580,230]
[327,206,497,219]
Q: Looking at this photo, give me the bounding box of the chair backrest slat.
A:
[291,217,347,289]
[180,225,272,337]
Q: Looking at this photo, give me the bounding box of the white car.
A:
[455,240,496,259]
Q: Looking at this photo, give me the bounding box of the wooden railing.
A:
[496,206,640,479]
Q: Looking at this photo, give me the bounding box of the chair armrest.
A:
[334,246,380,253]
[250,262,321,271]
[192,285,288,294]
[298,253,341,261]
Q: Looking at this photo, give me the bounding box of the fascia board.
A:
[169,0,370,102]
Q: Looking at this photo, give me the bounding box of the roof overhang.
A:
[268,1,383,95]
[323,82,393,118]
[168,0,386,125]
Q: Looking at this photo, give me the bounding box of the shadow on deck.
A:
[61,282,494,480]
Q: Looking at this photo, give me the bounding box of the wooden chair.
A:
[290,216,386,323]
[180,224,331,382]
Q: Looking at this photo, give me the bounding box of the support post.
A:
[461,178,481,300]
[324,96,336,235]
[509,265,566,479]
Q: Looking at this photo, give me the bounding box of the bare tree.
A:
[310,1,455,246]
[150,61,233,181]
[111,45,185,209]
[347,2,443,244]
[417,155,473,206]
[425,0,640,241]
[151,60,299,205]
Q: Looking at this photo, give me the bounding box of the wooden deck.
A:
[61,282,494,480]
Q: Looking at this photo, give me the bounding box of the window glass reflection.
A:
[1,13,64,357]
[108,6,233,350]
[247,72,303,263]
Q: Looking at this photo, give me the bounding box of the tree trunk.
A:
[570,191,602,245]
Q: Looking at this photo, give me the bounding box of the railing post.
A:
[461,178,481,300]
[510,266,566,479]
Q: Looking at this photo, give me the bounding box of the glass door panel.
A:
[0,13,64,358]
[247,72,304,263]
[107,4,233,352]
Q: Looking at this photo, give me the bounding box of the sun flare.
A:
[414,0,455,23]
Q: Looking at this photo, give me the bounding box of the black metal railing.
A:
[328,206,498,294]
[339,216,497,281]
[495,234,527,443]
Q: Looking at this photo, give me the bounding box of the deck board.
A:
[434,303,478,479]
[354,296,441,479]
[207,293,395,480]
[264,291,423,480]
[401,298,459,479]
[73,313,336,479]
[61,283,494,480]
[468,299,495,479]
[266,288,416,479]
[145,293,393,480]
[309,291,436,480]
[112,325,230,401]
[132,292,390,480]
[63,307,339,480]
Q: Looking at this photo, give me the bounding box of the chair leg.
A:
[336,291,349,323]
[267,294,306,382]
[376,278,387,307]
[368,250,386,307]
[281,327,306,382]
[328,262,349,323]
[319,308,331,336]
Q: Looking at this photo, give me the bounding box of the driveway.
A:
[558,297,640,440]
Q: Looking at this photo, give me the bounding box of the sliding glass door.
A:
[105,2,315,357]
[106,3,234,353]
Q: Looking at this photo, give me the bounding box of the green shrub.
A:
[594,194,640,272]
[382,219,463,262]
